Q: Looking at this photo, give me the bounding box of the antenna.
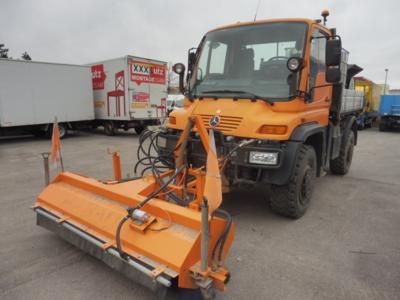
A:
[253,0,261,21]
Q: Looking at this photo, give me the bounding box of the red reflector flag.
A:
[50,118,64,171]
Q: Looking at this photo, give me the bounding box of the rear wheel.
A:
[357,120,364,130]
[270,145,316,219]
[379,121,388,132]
[134,126,145,135]
[104,121,116,136]
[330,130,354,175]
[31,129,46,138]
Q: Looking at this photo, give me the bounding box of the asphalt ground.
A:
[1,128,399,300]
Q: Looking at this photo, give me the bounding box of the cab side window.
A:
[309,29,327,99]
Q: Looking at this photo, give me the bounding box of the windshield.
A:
[190,22,307,100]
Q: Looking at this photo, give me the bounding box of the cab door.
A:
[307,27,332,116]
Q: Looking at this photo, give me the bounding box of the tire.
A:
[58,124,67,139]
[31,129,46,138]
[134,126,145,135]
[379,121,388,132]
[330,130,354,175]
[179,288,203,300]
[104,121,116,136]
[270,145,316,219]
[46,123,67,139]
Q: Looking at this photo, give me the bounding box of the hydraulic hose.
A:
[151,156,188,206]
[211,209,232,270]
[115,215,130,259]
[115,165,185,259]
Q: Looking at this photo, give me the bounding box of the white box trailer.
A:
[0,58,94,138]
[89,56,168,135]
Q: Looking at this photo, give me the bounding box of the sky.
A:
[1,0,399,88]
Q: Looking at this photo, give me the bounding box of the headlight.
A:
[157,136,167,148]
[249,151,279,165]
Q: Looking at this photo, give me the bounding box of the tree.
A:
[22,51,32,60]
[0,44,9,58]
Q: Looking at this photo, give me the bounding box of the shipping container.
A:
[88,56,168,135]
[0,58,94,138]
[379,95,400,131]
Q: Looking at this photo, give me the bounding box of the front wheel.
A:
[46,123,67,139]
[104,121,116,136]
[330,130,354,175]
[58,124,67,139]
[270,145,316,219]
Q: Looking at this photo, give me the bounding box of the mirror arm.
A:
[311,34,341,42]
[305,83,337,103]
[178,73,185,95]
[186,47,199,102]
[296,90,310,102]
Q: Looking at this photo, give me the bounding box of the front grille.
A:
[199,114,243,132]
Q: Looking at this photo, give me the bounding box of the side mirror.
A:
[326,67,341,83]
[326,39,342,66]
[172,63,186,94]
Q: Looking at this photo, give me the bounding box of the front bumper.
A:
[158,131,302,186]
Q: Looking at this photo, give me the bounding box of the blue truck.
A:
[379,95,400,131]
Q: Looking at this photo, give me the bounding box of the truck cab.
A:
[158,14,363,218]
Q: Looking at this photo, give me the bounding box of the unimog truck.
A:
[158,11,364,218]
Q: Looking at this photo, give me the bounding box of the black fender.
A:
[290,122,326,142]
[290,122,327,177]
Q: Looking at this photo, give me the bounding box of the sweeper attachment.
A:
[33,115,234,300]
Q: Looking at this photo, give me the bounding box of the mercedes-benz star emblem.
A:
[209,115,220,128]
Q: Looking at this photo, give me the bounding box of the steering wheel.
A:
[258,56,290,79]
[266,56,288,63]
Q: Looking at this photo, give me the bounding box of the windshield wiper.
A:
[200,90,273,105]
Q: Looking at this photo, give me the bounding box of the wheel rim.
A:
[59,126,66,138]
[106,123,113,134]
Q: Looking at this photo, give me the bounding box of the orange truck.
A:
[33,11,365,300]
[158,11,364,219]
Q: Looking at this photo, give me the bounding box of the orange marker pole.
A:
[112,152,122,182]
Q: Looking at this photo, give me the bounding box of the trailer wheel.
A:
[330,130,354,175]
[379,121,388,132]
[104,121,116,136]
[134,126,145,135]
[31,129,46,138]
[46,123,67,139]
[58,124,67,139]
[270,145,316,219]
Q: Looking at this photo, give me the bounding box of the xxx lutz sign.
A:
[129,59,166,85]
[91,64,106,90]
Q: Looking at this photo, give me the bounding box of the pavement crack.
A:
[349,250,377,255]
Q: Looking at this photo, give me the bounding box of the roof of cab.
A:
[208,18,318,33]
